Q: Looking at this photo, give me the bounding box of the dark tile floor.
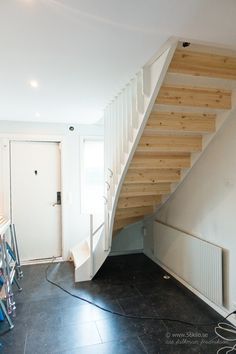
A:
[0,254,229,353]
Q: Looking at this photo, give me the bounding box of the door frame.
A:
[0,133,66,261]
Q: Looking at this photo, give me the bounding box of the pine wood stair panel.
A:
[130,153,191,169]
[117,195,162,209]
[144,112,216,134]
[115,206,154,220]
[120,183,171,197]
[124,169,181,184]
[169,49,236,80]
[113,216,144,231]
[112,42,236,235]
[156,85,231,110]
[137,135,202,153]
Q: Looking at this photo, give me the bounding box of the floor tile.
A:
[0,254,227,354]
[139,332,202,354]
[95,316,145,342]
[25,322,101,354]
[61,300,123,326]
[54,337,146,354]
[0,325,27,354]
[118,295,158,317]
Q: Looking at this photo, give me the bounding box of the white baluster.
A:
[115,98,120,176]
[89,214,93,278]
[142,66,151,97]
[118,93,124,165]
[111,102,117,186]
[122,88,128,154]
[108,106,113,183]
[124,85,130,147]
[127,83,133,142]
[108,104,113,195]
[114,98,119,185]
[136,71,144,114]
[131,78,139,129]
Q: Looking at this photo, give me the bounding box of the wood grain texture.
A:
[130,153,191,169]
[124,169,181,184]
[121,183,171,197]
[137,135,202,153]
[113,216,144,231]
[115,206,154,220]
[156,85,231,109]
[169,49,236,80]
[145,111,216,133]
[117,195,162,209]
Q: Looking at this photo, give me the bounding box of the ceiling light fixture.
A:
[29,80,39,88]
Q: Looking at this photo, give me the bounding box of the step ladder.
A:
[0,217,23,329]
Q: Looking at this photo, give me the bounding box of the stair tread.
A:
[156,85,231,110]
[137,135,202,153]
[145,111,216,133]
[169,49,236,80]
[130,153,191,169]
[118,195,162,209]
[121,182,171,193]
[125,169,181,183]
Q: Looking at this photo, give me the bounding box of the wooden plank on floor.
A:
[121,183,171,197]
[115,206,154,220]
[130,153,191,169]
[145,111,216,133]
[124,169,181,184]
[156,85,231,109]
[117,195,162,209]
[169,49,236,80]
[137,135,202,153]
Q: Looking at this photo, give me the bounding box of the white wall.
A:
[151,112,236,313]
[0,120,103,259]
[111,221,144,255]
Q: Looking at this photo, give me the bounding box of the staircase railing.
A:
[104,39,178,251]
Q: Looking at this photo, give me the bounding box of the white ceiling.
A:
[1,0,236,124]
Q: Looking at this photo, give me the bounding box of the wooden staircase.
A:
[72,40,236,282]
[113,42,236,233]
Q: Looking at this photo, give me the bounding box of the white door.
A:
[10,141,62,261]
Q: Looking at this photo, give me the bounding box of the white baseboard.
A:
[144,249,236,326]
[21,256,65,266]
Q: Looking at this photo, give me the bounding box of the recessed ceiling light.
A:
[29,80,39,88]
[35,112,40,118]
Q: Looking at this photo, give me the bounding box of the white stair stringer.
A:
[71,224,107,282]
[71,239,90,282]
[104,39,178,250]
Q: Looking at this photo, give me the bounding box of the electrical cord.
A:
[45,260,236,328]
[215,322,236,354]
[217,345,236,354]
[216,322,236,342]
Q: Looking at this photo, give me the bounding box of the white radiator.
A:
[154,221,223,306]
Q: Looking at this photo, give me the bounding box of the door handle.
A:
[52,192,61,206]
